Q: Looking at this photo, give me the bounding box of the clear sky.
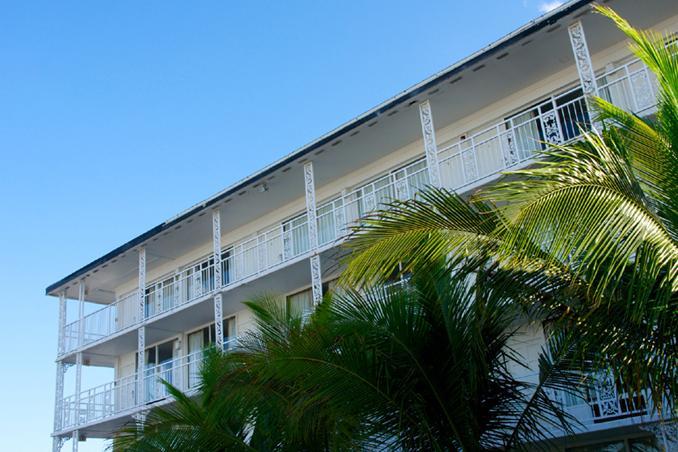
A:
[0,1,563,450]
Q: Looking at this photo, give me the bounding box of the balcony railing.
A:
[550,370,653,430]
[59,55,658,357]
[56,340,240,432]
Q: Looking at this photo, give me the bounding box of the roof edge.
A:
[46,0,592,296]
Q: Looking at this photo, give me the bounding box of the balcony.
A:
[59,54,658,359]
[56,337,240,433]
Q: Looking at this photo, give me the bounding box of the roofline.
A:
[46,0,592,296]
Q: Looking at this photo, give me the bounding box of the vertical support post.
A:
[418,100,441,188]
[137,247,146,405]
[568,21,598,97]
[52,436,64,452]
[304,162,323,305]
[77,281,85,347]
[57,292,67,355]
[73,351,82,452]
[53,361,65,431]
[53,292,67,452]
[212,208,224,350]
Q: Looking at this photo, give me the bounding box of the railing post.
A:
[137,247,146,406]
[212,208,224,350]
[418,100,441,188]
[304,162,323,305]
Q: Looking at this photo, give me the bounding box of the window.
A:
[142,339,177,402]
[283,214,310,258]
[286,280,338,318]
[186,317,237,386]
[287,288,312,318]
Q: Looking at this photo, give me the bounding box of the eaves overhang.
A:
[45,0,593,296]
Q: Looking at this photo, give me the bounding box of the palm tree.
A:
[341,6,677,413]
[115,260,589,451]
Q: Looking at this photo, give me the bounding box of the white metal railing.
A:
[549,370,652,427]
[59,55,659,356]
[437,84,591,191]
[316,159,430,247]
[62,291,138,354]
[57,342,241,431]
[596,57,658,116]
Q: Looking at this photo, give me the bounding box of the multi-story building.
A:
[48,0,677,450]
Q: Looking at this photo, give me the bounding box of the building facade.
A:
[48,1,678,450]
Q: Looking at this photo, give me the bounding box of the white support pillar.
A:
[57,292,67,355]
[72,430,78,452]
[568,21,598,97]
[418,100,441,188]
[53,292,67,452]
[52,436,65,452]
[137,247,146,405]
[77,281,85,347]
[53,361,66,431]
[304,162,323,305]
[73,350,82,452]
[212,208,224,350]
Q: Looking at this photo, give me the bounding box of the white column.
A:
[568,21,598,96]
[53,292,67,452]
[304,162,323,305]
[53,361,65,431]
[212,209,224,350]
[137,247,146,405]
[72,281,85,452]
[57,292,67,355]
[73,351,82,452]
[77,281,85,347]
[52,436,65,452]
[418,100,441,188]
[72,431,78,452]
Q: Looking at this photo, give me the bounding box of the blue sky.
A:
[0,1,562,450]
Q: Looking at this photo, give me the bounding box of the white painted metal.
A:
[58,344,240,429]
[58,292,66,355]
[304,162,322,305]
[52,436,65,452]
[53,361,66,432]
[568,21,598,96]
[78,281,85,347]
[73,352,82,452]
[137,247,146,408]
[212,209,222,290]
[213,294,224,349]
[212,209,224,349]
[418,100,441,187]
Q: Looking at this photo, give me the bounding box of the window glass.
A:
[157,341,173,364]
[287,288,312,317]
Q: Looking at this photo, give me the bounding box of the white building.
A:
[48,0,677,450]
